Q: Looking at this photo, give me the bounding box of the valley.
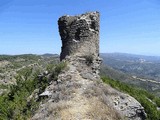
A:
[100,53,160,96]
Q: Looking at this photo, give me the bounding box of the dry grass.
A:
[87,97,122,120]
[48,100,71,120]
[46,91,122,120]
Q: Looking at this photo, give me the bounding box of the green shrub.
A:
[46,64,55,72]
[154,98,160,107]
[55,62,66,73]
[0,62,67,119]
[84,55,94,66]
[0,84,8,89]
[50,61,67,81]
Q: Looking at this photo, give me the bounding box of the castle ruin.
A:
[58,12,100,60]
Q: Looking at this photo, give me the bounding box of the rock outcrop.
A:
[32,12,146,120]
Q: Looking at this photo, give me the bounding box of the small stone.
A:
[39,90,52,97]
[114,101,119,105]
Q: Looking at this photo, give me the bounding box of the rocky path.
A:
[32,56,122,120]
[32,56,146,120]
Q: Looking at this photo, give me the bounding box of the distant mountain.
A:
[41,53,59,58]
[100,53,160,96]
[101,53,160,63]
[100,53,160,81]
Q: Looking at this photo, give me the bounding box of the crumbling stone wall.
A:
[58,12,100,61]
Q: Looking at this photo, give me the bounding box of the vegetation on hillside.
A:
[0,54,59,86]
[1,54,160,120]
[102,76,160,120]
[0,55,41,64]
[100,63,160,97]
[0,61,66,119]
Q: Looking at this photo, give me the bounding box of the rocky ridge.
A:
[32,12,146,120]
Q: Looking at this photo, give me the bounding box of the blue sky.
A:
[0,0,160,55]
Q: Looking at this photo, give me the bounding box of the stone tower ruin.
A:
[32,12,146,120]
[58,12,100,61]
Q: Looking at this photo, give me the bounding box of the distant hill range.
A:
[41,53,59,58]
[100,53,160,96]
[1,53,160,96]
[101,52,160,63]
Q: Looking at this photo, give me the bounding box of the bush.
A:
[50,61,67,81]
[84,55,93,66]
[55,62,67,74]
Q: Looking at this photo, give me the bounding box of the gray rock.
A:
[81,72,95,80]
[39,90,52,97]
[105,86,147,120]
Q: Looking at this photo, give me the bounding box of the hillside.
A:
[101,53,160,81]
[100,53,160,96]
[0,55,65,119]
[1,54,160,119]
[0,54,59,95]
[0,53,160,119]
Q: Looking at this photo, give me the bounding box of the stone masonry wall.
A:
[58,12,100,61]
